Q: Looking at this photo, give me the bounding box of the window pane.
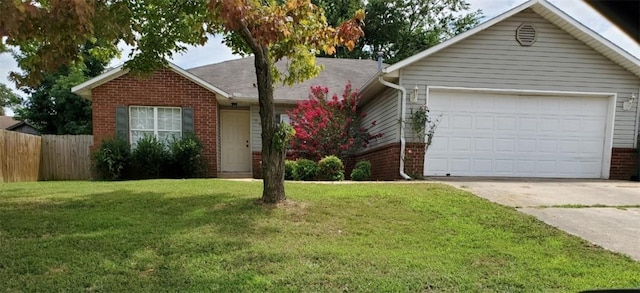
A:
[131,130,154,148]
[280,114,290,124]
[158,131,181,143]
[158,108,181,131]
[130,107,154,130]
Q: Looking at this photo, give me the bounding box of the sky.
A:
[1,0,639,116]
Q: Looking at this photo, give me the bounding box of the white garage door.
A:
[424,90,609,178]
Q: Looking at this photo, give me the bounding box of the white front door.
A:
[221,110,251,172]
[425,90,612,178]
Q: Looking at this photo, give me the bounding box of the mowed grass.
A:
[0,180,638,292]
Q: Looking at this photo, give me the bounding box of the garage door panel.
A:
[475,116,494,129]
[424,91,607,178]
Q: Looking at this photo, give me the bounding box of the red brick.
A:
[91,68,218,177]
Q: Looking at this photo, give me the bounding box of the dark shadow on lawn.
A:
[0,188,289,291]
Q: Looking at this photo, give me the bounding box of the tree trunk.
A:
[254,45,286,203]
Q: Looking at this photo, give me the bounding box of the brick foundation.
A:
[252,145,639,181]
[610,148,638,180]
[92,68,218,177]
[353,144,402,180]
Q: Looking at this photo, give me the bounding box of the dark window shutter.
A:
[115,106,129,141]
[182,107,194,134]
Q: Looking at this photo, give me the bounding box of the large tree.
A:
[1,0,363,203]
[0,84,21,115]
[12,42,114,134]
[315,0,482,63]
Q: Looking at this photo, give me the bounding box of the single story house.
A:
[73,0,639,180]
[0,116,39,135]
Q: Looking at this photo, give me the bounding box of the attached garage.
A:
[357,0,639,180]
[424,88,616,178]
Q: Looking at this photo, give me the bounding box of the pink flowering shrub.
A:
[288,82,383,161]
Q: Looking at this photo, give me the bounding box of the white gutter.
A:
[378,76,411,180]
[635,87,640,148]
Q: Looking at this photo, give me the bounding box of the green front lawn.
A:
[0,180,638,292]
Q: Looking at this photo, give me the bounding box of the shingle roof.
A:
[187,56,381,103]
[0,116,22,130]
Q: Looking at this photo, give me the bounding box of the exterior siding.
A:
[400,9,639,147]
[92,69,219,177]
[250,104,295,152]
[360,87,401,150]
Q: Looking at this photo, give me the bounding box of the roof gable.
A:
[71,62,231,100]
[381,0,640,78]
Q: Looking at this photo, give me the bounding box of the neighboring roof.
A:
[188,57,381,103]
[71,61,231,100]
[0,116,23,130]
[377,0,640,79]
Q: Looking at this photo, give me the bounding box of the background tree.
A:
[315,0,482,63]
[0,84,21,115]
[1,0,364,203]
[12,42,114,134]
[288,83,382,161]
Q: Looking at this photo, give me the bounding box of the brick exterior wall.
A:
[354,144,402,180]
[92,68,218,177]
[610,148,638,180]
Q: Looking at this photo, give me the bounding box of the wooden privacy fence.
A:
[39,135,93,181]
[0,131,94,183]
[0,130,42,183]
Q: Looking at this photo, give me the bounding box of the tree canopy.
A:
[1,0,364,203]
[0,84,21,115]
[315,0,482,63]
[12,42,113,134]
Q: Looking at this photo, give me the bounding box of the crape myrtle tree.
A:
[288,82,382,161]
[1,0,364,203]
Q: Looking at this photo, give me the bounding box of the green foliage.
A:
[168,133,205,178]
[408,104,441,150]
[350,160,372,181]
[315,0,482,63]
[13,42,113,134]
[293,159,318,181]
[284,160,297,180]
[92,137,131,180]
[272,122,295,152]
[131,135,169,179]
[317,155,344,181]
[0,84,21,115]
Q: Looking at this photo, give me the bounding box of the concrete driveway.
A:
[433,178,640,261]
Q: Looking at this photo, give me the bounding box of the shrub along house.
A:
[73,0,639,180]
[72,57,379,178]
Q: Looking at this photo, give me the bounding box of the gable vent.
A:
[516,23,537,46]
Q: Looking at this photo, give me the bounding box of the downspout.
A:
[378,76,412,180]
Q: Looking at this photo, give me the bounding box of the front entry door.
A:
[221,110,251,172]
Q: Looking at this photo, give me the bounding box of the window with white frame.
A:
[130,106,182,147]
[279,113,290,124]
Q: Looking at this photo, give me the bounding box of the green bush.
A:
[317,155,344,181]
[350,160,372,181]
[93,137,131,180]
[284,160,297,180]
[168,133,205,178]
[293,159,318,181]
[131,135,169,179]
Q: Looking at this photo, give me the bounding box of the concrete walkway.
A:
[433,178,640,261]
